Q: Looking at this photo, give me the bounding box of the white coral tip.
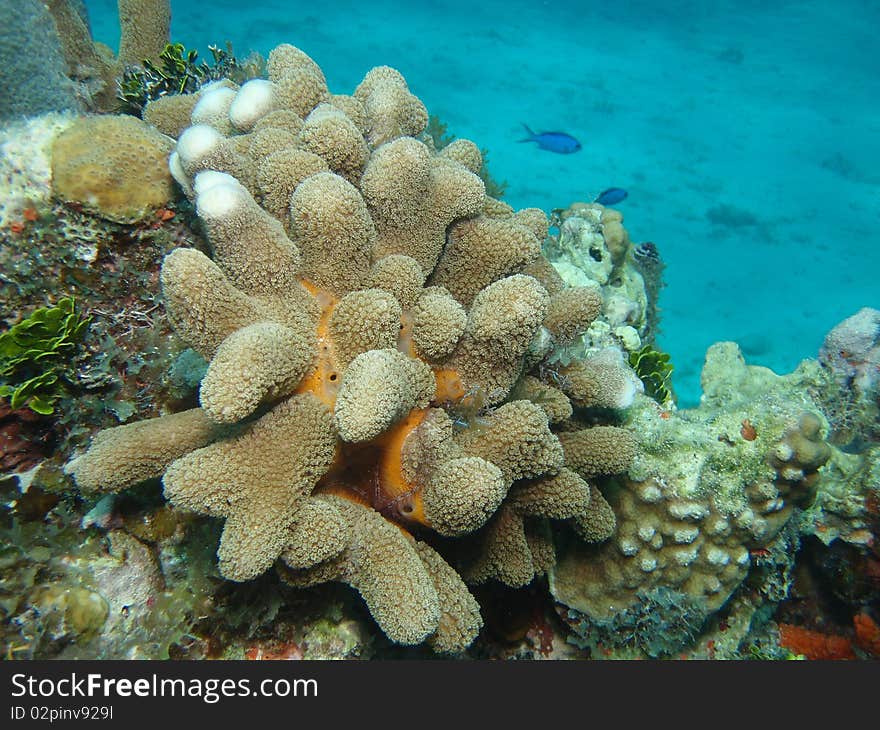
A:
[191,87,237,124]
[196,182,247,221]
[168,151,192,196]
[228,79,275,131]
[176,124,223,167]
[193,170,243,196]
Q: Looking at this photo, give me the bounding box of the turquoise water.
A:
[87,0,880,406]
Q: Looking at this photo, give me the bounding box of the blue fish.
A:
[518,124,582,154]
[594,187,628,206]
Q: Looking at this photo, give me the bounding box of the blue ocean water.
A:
[86,0,880,406]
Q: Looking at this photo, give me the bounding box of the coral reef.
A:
[0,1,239,120]
[116,0,171,69]
[799,445,879,547]
[66,44,637,653]
[2,20,872,661]
[118,42,264,117]
[1,161,202,470]
[816,307,880,449]
[551,342,834,657]
[543,201,651,359]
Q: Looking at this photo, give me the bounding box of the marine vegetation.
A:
[0,298,90,415]
[628,344,674,405]
[67,44,642,654]
[117,42,264,116]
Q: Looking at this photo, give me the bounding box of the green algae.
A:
[0,298,90,414]
[1,203,208,457]
[627,344,673,405]
[117,41,264,115]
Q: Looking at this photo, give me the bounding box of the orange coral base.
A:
[316,408,430,530]
[292,281,475,533]
[294,281,341,407]
[854,613,880,657]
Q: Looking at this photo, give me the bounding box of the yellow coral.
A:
[353,66,428,146]
[163,393,336,580]
[66,408,220,493]
[544,287,603,343]
[51,115,174,223]
[144,93,201,138]
[430,214,544,306]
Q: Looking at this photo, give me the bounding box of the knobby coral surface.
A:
[51,115,175,223]
[66,44,637,652]
[550,342,835,657]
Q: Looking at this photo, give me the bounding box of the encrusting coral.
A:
[51,114,176,223]
[550,342,834,657]
[66,44,638,653]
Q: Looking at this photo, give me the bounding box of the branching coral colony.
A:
[65,44,641,652]
[65,44,831,654]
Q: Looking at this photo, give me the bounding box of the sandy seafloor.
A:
[85,0,880,406]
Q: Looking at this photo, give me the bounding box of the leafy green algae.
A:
[117,42,264,115]
[0,298,90,414]
[628,344,674,404]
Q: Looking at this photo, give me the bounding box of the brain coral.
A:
[66,44,637,653]
[51,115,175,223]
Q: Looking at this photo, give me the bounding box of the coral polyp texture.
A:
[550,342,834,658]
[66,44,638,653]
[51,115,175,223]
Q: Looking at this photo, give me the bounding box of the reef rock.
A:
[550,342,842,658]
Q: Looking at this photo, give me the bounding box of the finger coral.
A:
[67,44,638,653]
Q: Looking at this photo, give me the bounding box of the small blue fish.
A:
[594,188,628,206]
[519,124,582,154]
